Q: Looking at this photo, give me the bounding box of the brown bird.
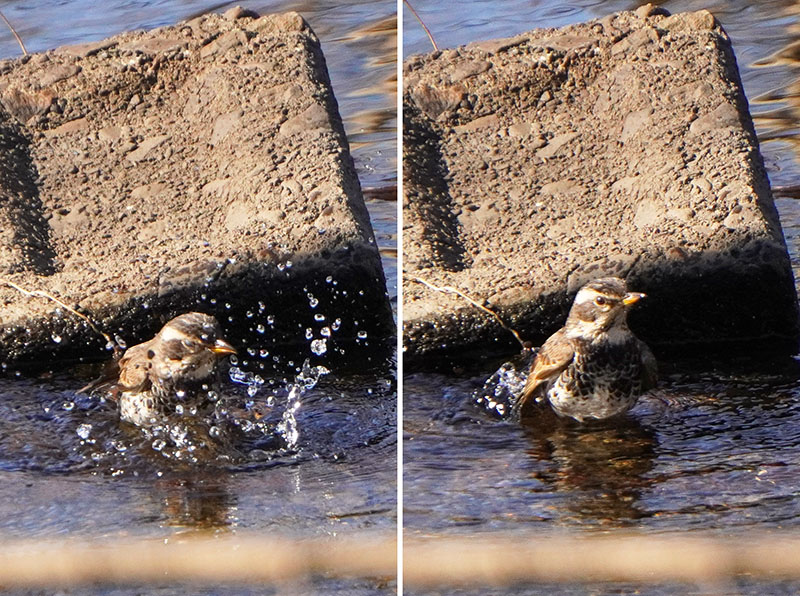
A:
[513,277,657,422]
[86,312,237,427]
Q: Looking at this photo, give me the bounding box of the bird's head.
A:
[565,277,645,339]
[152,312,237,381]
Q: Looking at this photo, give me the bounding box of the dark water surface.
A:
[0,1,396,594]
[404,1,800,594]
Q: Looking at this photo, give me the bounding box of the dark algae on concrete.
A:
[0,9,393,368]
[403,5,799,366]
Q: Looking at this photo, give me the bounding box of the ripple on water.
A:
[405,360,800,534]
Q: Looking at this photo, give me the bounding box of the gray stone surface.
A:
[0,10,392,368]
[403,5,799,365]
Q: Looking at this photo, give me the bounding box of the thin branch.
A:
[0,11,27,56]
[406,275,526,349]
[403,0,438,52]
[0,279,121,357]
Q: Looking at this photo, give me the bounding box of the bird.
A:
[84,312,237,427]
[512,277,657,422]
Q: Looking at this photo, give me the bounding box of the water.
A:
[404,1,800,594]
[0,1,396,594]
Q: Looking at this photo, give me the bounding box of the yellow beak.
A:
[209,338,237,355]
[622,292,646,306]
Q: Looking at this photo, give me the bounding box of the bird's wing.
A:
[639,340,658,391]
[78,359,121,394]
[115,343,153,393]
[514,329,575,413]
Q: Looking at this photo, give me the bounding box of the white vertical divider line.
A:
[396,0,404,591]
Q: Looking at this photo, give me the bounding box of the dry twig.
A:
[406,275,526,349]
[403,0,439,52]
[0,10,27,56]
[0,278,121,357]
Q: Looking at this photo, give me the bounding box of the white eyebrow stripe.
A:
[574,287,603,304]
[159,325,193,342]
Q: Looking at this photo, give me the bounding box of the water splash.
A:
[76,423,92,440]
[229,366,265,398]
[310,338,327,356]
[472,357,531,418]
[277,359,329,450]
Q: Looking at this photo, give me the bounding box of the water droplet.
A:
[305,328,313,340]
[62,401,75,411]
[209,426,221,438]
[357,330,368,339]
[256,324,265,334]
[225,302,231,309]
[311,338,327,356]
[332,318,342,331]
[246,311,254,318]
[210,298,217,305]
[76,424,91,440]
[51,333,62,344]
[314,314,325,322]
[152,439,166,451]
[326,276,333,284]
[175,404,184,415]
[285,260,293,269]
[320,326,331,337]
[267,315,275,325]
[114,335,127,349]
[259,349,269,358]
[111,440,127,453]
[308,293,319,308]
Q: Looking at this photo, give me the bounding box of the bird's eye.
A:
[595,296,607,306]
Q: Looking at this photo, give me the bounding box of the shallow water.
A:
[404,1,800,594]
[0,1,396,594]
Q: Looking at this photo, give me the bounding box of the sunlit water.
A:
[404,1,800,594]
[0,1,395,594]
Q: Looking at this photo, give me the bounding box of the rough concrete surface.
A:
[0,8,392,368]
[403,5,799,366]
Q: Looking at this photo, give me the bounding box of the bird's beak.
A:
[209,338,237,355]
[622,292,646,306]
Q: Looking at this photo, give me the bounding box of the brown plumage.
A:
[84,312,237,426]
[513,277,657,422]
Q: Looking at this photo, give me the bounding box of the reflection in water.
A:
[405,361,800,541]
[749,2,800,164]
[522,416,657,525]
[471,355,658,525]
[157,473,235,531]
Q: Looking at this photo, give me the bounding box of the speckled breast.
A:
[548,338,644,422]
[118,392,162,427]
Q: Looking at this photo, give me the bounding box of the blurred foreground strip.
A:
[404,534,800,586]
[0,534,395,587]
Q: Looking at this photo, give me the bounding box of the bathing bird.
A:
[86,312,237,426]
[512,277,657,422]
